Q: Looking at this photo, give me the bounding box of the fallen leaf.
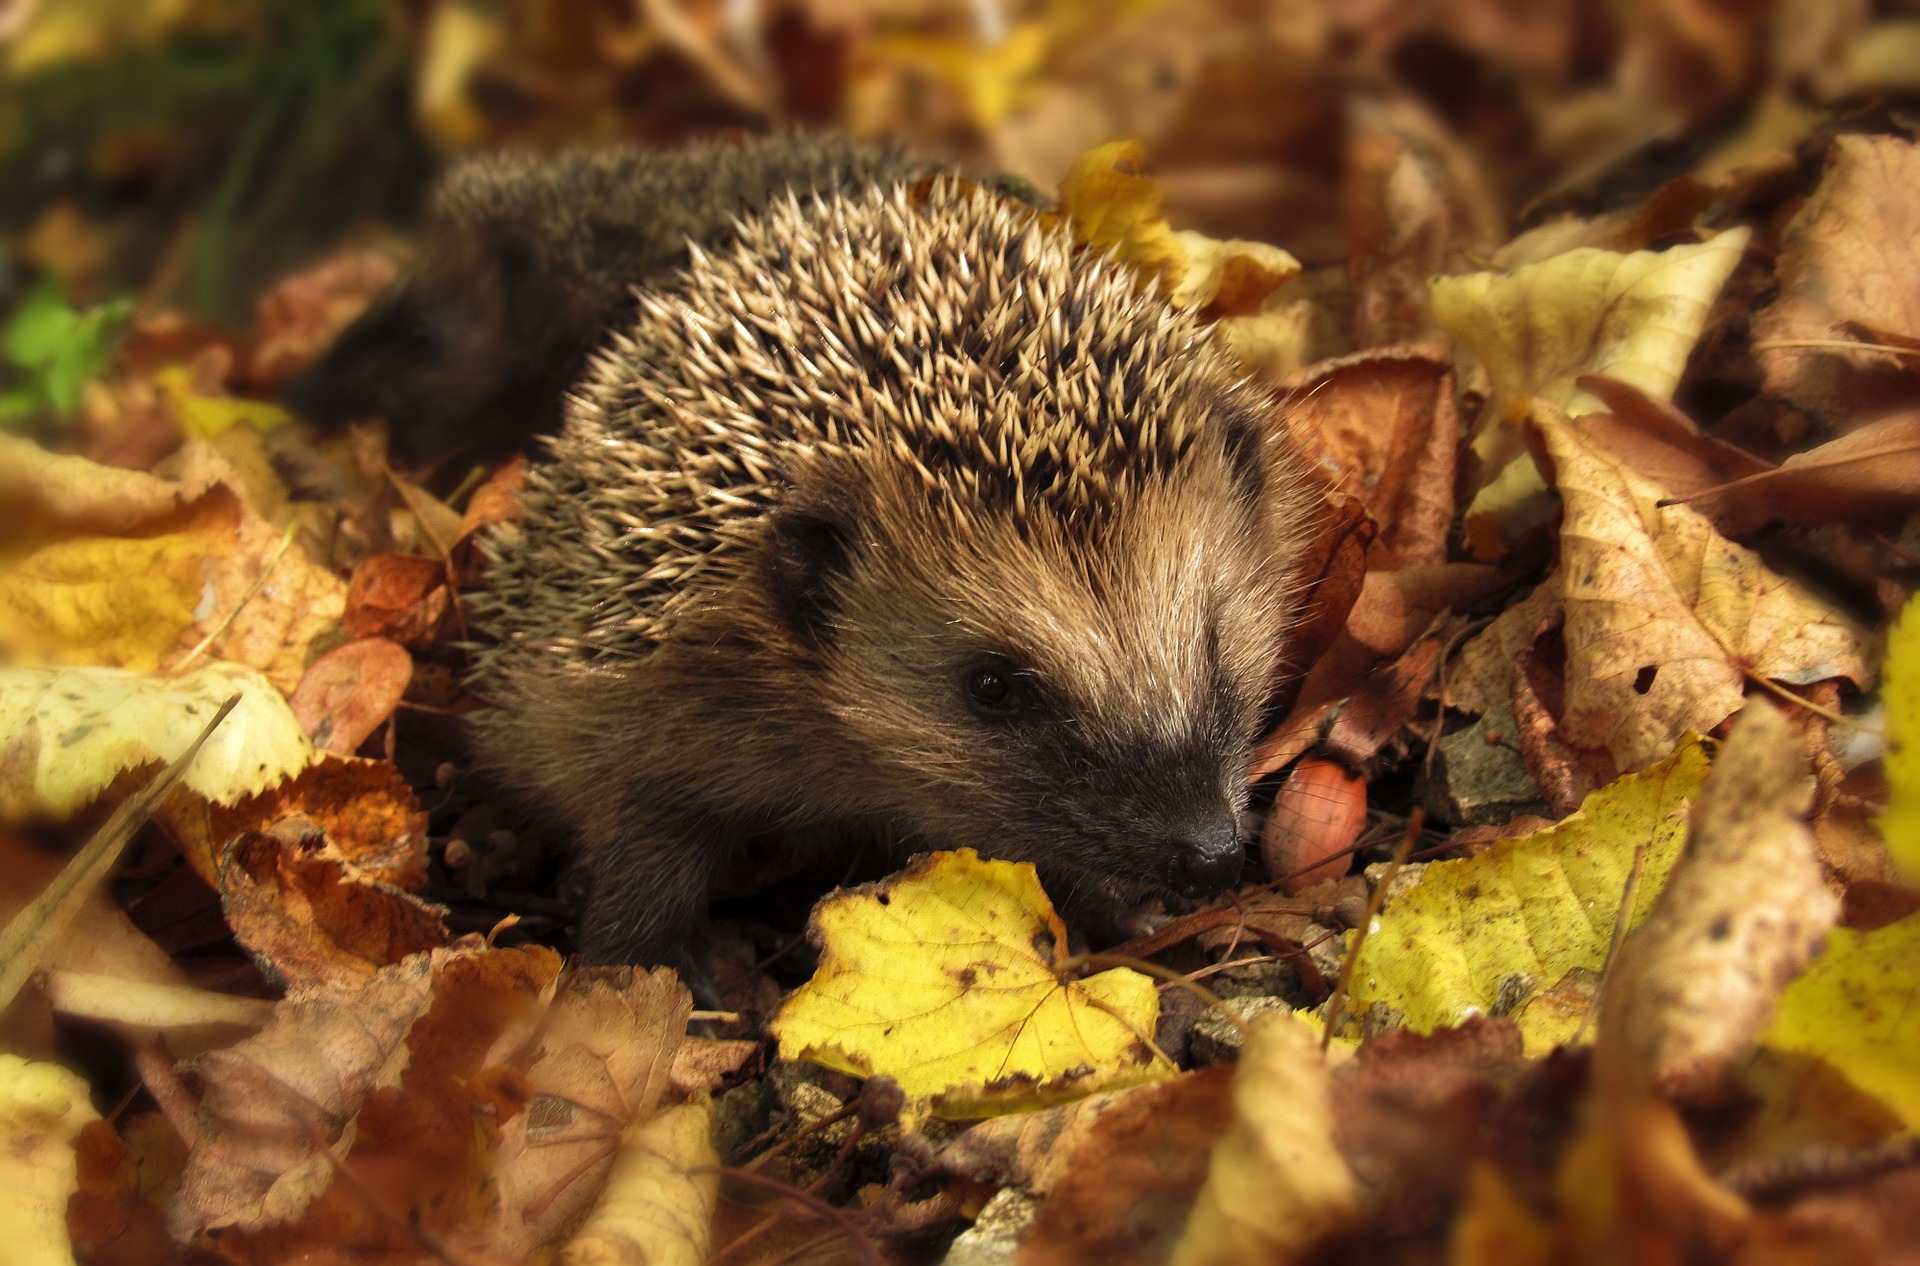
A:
[173,944,568,1250]
[286,638,413,756]
[1764,913,1920,1130]
[1753,135,1920,426]
[769,849,1169,1119]
[217,829,449,990]
[246,250,401,390]
[0,1055,99,1266]
[1280,345,1458,570]
[1532,406,1873,771]
[1348,740,1710,1053]
[1170,1012,1357,1265]
[157,752,429,892]
[343,554,452,647]
[556,1098,718,1266]
[1880,596,1920,877]
[0,663,311,819]
[1432,226,1751,440]
[154,366,289,440]
[1058,141,1300,317]
[1018,1067,1236,1266]
[1599,700,1839,1101]
[490,968,692,1258]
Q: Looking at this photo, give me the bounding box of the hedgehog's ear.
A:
[762,492,859,650]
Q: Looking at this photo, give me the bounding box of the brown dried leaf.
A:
[1281,345,1458,570]
[286,637,413,756]
[174,945,568,1253]
[245,250,400,391]
[342,554,452,647]
[1754,135,1920,426]
[490,968,693,1258]
[1600,699,1840,1102]
[1455,404,1875,774]
[1018,1068,1235,1266]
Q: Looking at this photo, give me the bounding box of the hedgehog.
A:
[284,133,928,466]
[463,171,1316,967]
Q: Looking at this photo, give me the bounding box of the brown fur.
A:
[465,179,1314,965]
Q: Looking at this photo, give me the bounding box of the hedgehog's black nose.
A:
[1168,816,1245,898]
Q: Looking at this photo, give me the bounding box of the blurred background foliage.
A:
[2,0,1918,332]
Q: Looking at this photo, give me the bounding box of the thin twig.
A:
[1751,338,1920,357]
[1575,840,1649,1046]
[1744,672,1885,738]
[705,1166,886,1266]
[1321,810,1421,1050]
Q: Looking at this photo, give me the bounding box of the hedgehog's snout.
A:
[1164,812,1245,898]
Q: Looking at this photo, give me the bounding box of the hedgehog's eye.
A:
[963,657,1028,718]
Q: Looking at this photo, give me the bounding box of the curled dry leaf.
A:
[769,849,1168,1120]
[157,752,429,891]
[217,829,449,991]
[1170,1013,1357,1266]
[287,637,413,756]
[1432,227,1751,440]
[1348,741,1709,1053]
[1280,344,1458,570]
[1018,1067,1236,1266]
[1753,134,1920,426]
[1599,700,1839,1101]
[0,662,311,819]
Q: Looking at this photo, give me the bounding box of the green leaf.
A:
[3,283,82,367]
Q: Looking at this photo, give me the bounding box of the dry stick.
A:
[740,1101,859,1171]
[0,694,239,1012]
[1320,809,1421,1052]
[175,524,297,669]
[1656,440,1920,508]
[1744,671,1886,738]
[1573,840,1649,1047]
[705,1166,886,1266]
[1751,338,1920,357]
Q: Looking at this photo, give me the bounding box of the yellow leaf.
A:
[0,436,344,691]
[1171,1013,1357,1266]
[1432,227,1751,431]
[557,1099,718,1266]
[415,1,502,147]
[1763,914,1920,1129]
[1433,228,1749,549]
[1059,142,1300,316]
[155,365,290,439]
[1879,595,1920,875]
[0,490,235,671]
[769,849,1169,1119]
[0,1055,99,1266]
[1347,741,1710,1054]
[0,663,312,818]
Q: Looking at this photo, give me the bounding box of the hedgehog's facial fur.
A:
[780,418,1305,905]
[284,225,596,466]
